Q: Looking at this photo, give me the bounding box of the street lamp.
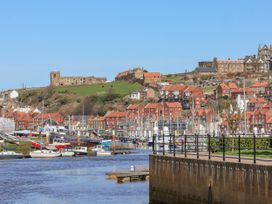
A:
[153,126,159,154]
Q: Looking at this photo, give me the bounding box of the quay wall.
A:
[149,155,272,204]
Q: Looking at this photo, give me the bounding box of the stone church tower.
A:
[258,44,272,71]
[50,71,60,86]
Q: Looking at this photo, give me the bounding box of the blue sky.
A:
[0,0,271,90]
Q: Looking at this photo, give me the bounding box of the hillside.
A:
[56,81,142,96]
[18,81,142,116]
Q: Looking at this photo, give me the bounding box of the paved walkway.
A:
[156,152,272,166]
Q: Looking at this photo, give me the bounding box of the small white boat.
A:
[72,146,88,155]
[60,149,75,157]
[30,150,61,158]
[0,151,24,160]
[92,145,111,156]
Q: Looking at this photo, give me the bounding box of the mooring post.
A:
[196,134,199,159]
[163,132,165,156]
[184,134,187,158]
[195,133,197,153]
[173,131,176,157]
[152,134,155,154]
[208,133,211,160]
[253,133,256,164]
[238,134,241,162]
[222,133,225,161]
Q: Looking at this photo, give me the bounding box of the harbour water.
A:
[0,150,150,204]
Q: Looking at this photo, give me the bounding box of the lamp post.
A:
[163,126,169,155]
[153,126,159,154]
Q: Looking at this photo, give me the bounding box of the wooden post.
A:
[112,130,116,154]
[77,135,80,146]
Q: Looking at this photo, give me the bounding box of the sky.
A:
[0,0,272,90]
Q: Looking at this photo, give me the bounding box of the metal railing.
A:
[152,133,272,164]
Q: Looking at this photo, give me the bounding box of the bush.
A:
[210,136,271,152]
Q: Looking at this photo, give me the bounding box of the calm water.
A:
[0,150,150,204]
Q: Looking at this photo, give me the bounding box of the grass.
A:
[162,76,185,84]
[0,141,31,155]
[215,149,272,158]
[56,80,142,97]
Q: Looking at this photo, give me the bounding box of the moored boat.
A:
[60,149,75,157]
[0,151,24,160]
[30,150,61,158]
[72,146,88,155]
[48,137,71,149]
[92,145,111,156]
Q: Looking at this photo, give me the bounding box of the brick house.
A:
[247,106,272,133]
[104,111,126,131]
[231,88,254,99]
[143,72,161,85]
[250,81,269,96]
[34,112,64,127]
[160,85,204,109]
[215,82,238,98]
[14,112,34,130]
[247,97,267,111]
[89,116,106,131]
[163,102,182,120]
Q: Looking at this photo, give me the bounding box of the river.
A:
[0,150,150,204]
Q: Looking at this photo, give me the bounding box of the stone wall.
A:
[50,71,106,86]
[150,155,272,204]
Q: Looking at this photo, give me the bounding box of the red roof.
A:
[228,82,238,89]
[218,83,230,90]
[115,70,129,79]
[145,103,160,109]
[246,112,253,120]
[195,108,212,116]
[143,72,161,78]
[231,88,253,94]
[250,81,269,88]
[105,111,126,118]
[248,97,267,104]
[165,102,182,108]
[266,116,272,124]
[15,112,33,123]
[162,85,187,91]
[36,113,64,124]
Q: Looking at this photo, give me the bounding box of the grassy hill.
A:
[18,81,143,115]
[56,81,142,97]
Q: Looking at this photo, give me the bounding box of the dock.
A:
[106,169,149,183]
[111,151,135,155]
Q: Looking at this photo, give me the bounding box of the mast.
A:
[192,98,195,134]
[243,77,247,135]
[82,103,85,134]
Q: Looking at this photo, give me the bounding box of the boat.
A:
[0,151,24,160]
[48,137,71,149]
[30,150,61,158]
[92,145,111,156]
[72,146,88,155]
[60,149,75,157]
[30,140,44,149]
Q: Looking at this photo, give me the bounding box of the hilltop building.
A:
[50,71,106,87]
[115,67,144,81]
[194,44,272,75]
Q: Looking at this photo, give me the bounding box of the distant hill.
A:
[18,81,142,116]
